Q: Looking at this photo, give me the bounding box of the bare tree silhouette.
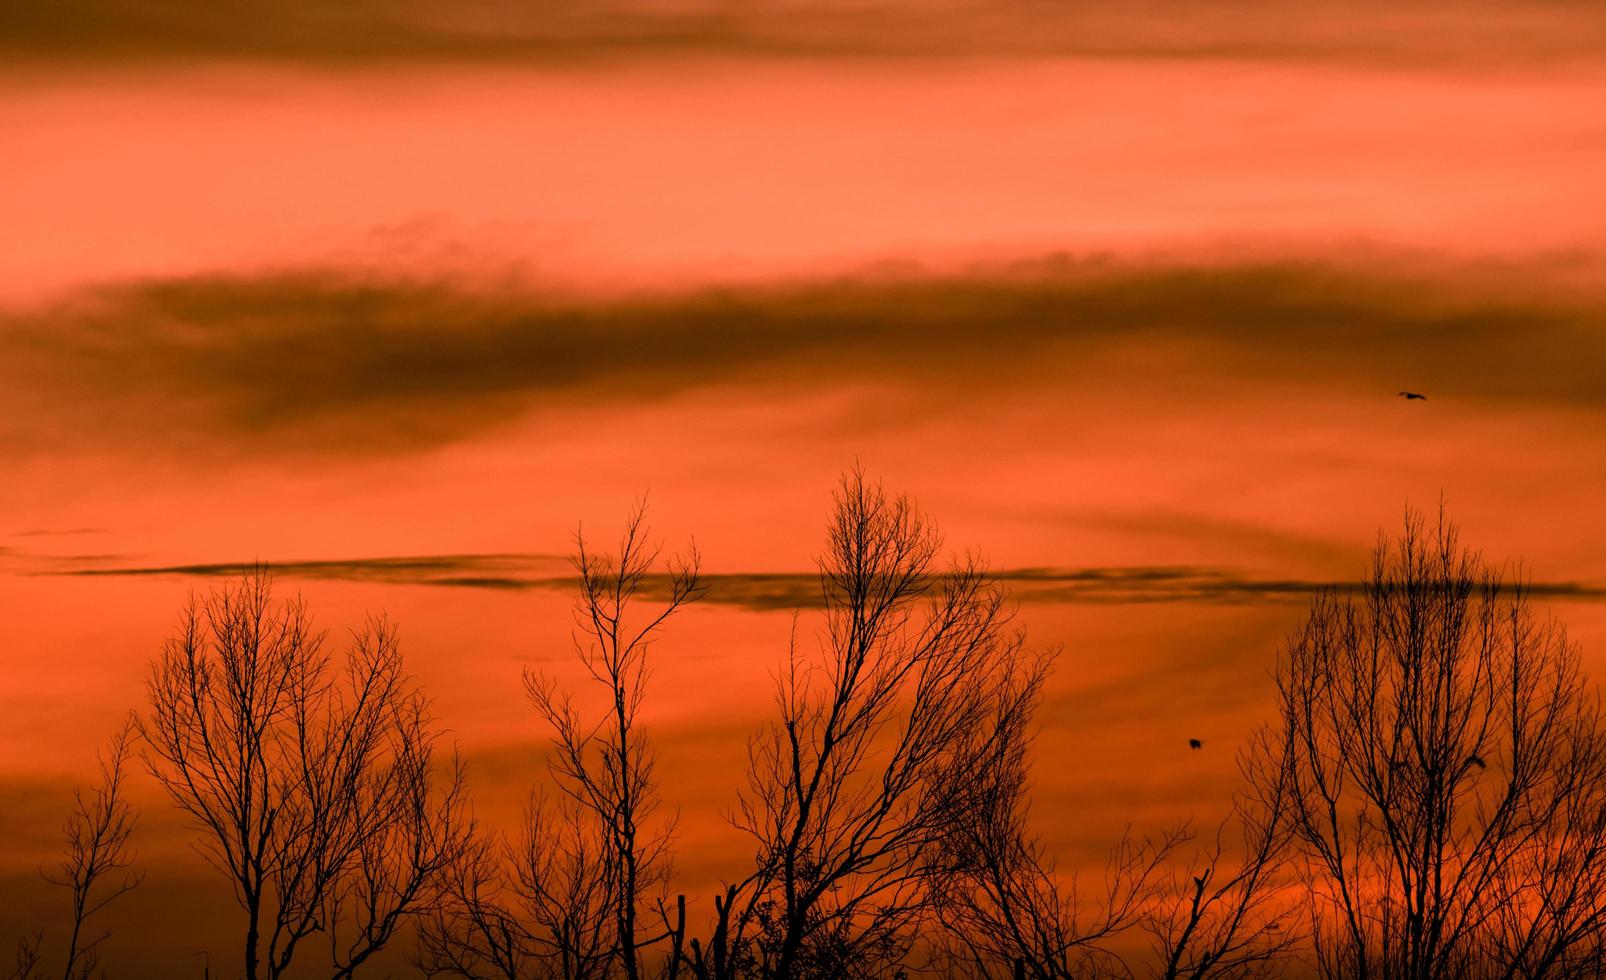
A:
[931,676,1295,980]
[6,718,142,980]
[417,505,701,980]
[1249,507,1606,979]
[2,936,43,980]
[140,569,471,980]
[40,487,1606,980]
[934,796,1185,978]
[676,469,1050,978]
[414,787,632,976]
[1143,746,1300,980]
[49,717,142,980]
[926,624,1152,980]
[414,790,617,979]
[525,506,701,980]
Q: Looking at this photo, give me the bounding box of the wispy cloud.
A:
[57,553,569,587]
[5,250,1605,458]
[47,554,1606,609]
[1046,509,1362,569]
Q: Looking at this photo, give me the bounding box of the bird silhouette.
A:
[1398,391,1427,400]
[1188,738,1203,750]
[1469,754,1487,769]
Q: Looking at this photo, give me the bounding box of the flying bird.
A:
[1398,391,1427,400]
[1188,738,1203,750]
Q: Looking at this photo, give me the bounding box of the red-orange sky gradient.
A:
[4,1,1606,973]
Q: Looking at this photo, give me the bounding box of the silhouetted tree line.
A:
[11,470,1606,979]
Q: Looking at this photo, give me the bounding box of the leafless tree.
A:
[6,718,142,980]
[417,505,701,980]
[681,469,1051,978]
[936,815,1185,979]
[4,937,42,980]
[926,538,1298,980]
[1250,507,1606,979]
[934,736,1296,980]
[140,569,470,980]
[49,717,142,980]
[413,818,524,980]
[926,628,1161,980]
[1144,738,1300,980]
[526,505,701,980]
[415,790,619,980]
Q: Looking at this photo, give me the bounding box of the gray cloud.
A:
[5,250,1606,458]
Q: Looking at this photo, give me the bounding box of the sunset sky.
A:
[4,0,1606,971]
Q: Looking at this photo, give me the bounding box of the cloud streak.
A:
[5,249,1606,458]
[56,553,569,587]
[48,554,1606,609]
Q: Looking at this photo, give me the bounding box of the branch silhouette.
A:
[418,504,702,980]
[1248,507,1606,979]
[14,482,1606,980]
[8,718,142,980]
[139,568,471,980]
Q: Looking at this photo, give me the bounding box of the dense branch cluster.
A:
[139,571,471,980]
[1253,513,1606,980]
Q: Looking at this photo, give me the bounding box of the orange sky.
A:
[4,2,1606,972]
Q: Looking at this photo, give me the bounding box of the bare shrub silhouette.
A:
[674,469,1052,978]
[1249,508,1606,979]
[140,569,471,980]
[417,505,702,980]
[7,718,141,980]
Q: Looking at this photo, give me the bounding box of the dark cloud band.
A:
[5,250,1604,457]
[48,554,1606,609]
[4,0,1604,66]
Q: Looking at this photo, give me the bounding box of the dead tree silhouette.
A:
[675,468,1051,979]
[417,505,702,980]
[1248,508,1606,979]
[525,507,702,980]
[7,718,142,980]
[140,569,471,980]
